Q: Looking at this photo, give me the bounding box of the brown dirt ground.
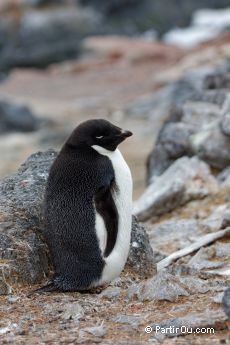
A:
[0,279,229,344]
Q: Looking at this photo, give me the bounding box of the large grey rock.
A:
[0,99,39,133]
[147,100,227,181]
[182,101,221,127]
[190,127,230,169]
[187,94,230,169]
[220,95,230,136]
[223,287,230,319]
[149,218,202,253]
[218,166,230,183]
[221,112,230,137]
[204,73,230,90]
[218,166,230,189]
[0,7,103,70]
[133,156,218,222]
[156,122,195,158]
[0,150,56,294]
[146,63,230,182]
[128,272,187,302]
[127,271,210,302]
[201,204,230,232]
[0,150,155,294]
[214,243,230,258]
[126,217,156,278]
[146,121,195,180]
[188,247,225,270]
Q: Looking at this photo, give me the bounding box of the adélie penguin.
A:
[37,119,133,292]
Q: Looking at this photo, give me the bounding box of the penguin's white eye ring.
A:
[96,135,104,139]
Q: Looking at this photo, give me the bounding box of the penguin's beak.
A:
[120,130,133,138]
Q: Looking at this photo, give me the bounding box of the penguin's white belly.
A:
[92,146,133,285]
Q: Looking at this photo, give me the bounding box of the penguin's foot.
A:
[76,287,101,294]
[29,282,59,296]
[28,282,108,296]
[87,284,108,294]
[92,286,104,294]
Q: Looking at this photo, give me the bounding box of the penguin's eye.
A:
[96,135,104,139]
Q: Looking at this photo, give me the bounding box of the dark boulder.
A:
[0,7,103,70]
[126,217,156,278]
[79,0,230,35]
[0,150,56,294]
[0,99,39,133]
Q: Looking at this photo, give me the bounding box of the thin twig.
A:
[157,227,230,271]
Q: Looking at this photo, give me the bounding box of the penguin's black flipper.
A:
[30,282,59,295]
[94,178,119,258]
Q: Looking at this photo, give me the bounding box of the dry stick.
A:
[157,227,230,271]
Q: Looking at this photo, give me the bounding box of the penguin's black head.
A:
[66,119,133,151]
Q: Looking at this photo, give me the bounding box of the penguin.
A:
[38,119,133,292]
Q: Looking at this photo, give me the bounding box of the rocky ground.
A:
[0,24,230,345]
[0,150,229,344]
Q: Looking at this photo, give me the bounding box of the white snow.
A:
[163,7,230,48]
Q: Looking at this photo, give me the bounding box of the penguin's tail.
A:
[29,282,58,295]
